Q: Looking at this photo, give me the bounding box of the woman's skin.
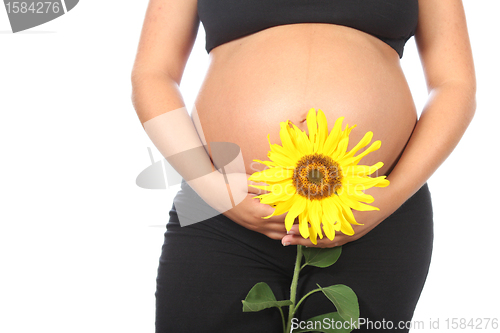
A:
[131,0,476,248]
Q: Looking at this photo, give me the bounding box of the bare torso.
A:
[193,23,417,177]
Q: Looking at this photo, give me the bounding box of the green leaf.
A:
[302,246,342,268]
[241,282,293,312]
[292,312,359,333]
[317,284,359,322]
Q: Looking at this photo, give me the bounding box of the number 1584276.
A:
[5,2,61,14]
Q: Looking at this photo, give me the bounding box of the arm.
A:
[283,0,477,247]
[131,0,289,239]
[386,0,476,204]
[131,0,231,210]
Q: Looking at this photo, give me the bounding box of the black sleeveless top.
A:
[197,0,419,58]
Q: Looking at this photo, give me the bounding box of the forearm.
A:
[385,81,476,211]
[131,70,214,179]
[131,71,246,212]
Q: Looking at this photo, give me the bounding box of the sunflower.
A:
[249,108,390,245]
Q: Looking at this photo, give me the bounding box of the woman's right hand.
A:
[188,171,288,240]
[221,173,289,240]
[222,193,289,241]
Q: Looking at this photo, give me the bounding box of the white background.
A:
[0,1,498,332]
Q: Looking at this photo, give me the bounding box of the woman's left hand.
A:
[280,185,397,248]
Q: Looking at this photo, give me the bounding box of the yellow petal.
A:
[342,175,389,190]
[315,109,329,153]
[287,122,309,154]
[298,209,310,239]
[338,191,380,212]
[285,195,307,230]
[316,203,324,242]
[342,140,382,165]
[261,180,294,196]
[306,108,318,149]
[285,120,297,136]
[308,200,321,232]
[286,121,300,149]
[279,121,295,149]
[341,183,375,203]
[310,200,324,239]
[270,142,298,158]
[259,188,295,205]
[271,197,295,216]
[313,200,323,239]
[322,197,343,232]
[321,196,338,218]
[343,131,374,159]
[249,167,294,182]
[268,151,297,168]
[376,178,390,187]
[306,200,317,230]
[323,117,344,156]
[331,137,349,160]
[270,132,301,163]
[308,225,318,245]
[340,219,355,236]
[332,195,363,226]
[333,221,342,232]
[294,124,314,154]
[322,222,335,241]
[321,207,336,241]
[344,124,357,138]
[317,109,329,141]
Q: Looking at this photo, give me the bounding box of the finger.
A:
[259,210,288,224]
[289,224,300,234]
[247,178,271,195]
[262,222,288,233]
[248,198,277,216]
[281,234,319,247]
[282,234,339,248]
[280,234,317,247]
[243,215,288,232]
[265,231,289,240]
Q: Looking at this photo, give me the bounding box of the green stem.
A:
[292,288,322,317]
[278,307,286,333]
[285,245,303,333]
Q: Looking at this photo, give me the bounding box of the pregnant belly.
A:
[193,24,418,177]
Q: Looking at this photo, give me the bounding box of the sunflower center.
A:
[293,154,342,200]
[307,169,324,185]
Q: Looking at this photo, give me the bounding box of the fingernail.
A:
[282,240,291,246]
[287,230,295,235]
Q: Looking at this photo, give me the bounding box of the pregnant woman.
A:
[131,0,476,332]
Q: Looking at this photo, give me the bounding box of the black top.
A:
[197,0,419,58]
